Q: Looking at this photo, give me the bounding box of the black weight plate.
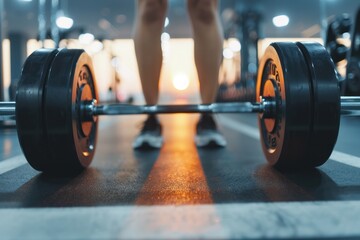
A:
[16,49,59,171]
[256,42,313,170]
[345,58,360,95]
[43,49,98,173]
[296,42,340,167]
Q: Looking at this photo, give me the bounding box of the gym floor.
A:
[1,113,360,239]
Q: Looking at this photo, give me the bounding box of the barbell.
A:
[2,41,360,174]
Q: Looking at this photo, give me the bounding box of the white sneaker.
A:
[195,113,227,148]
[133,115,163,149]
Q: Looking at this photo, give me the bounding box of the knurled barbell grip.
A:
[91,102,265,116]
[0,101,265,117]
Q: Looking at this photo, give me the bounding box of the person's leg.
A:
[133,0,167,149]
[188,0,226,147]
[187,0,223,104]
[133,0,168,105]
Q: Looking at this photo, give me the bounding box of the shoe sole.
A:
[133,134,163,149]
[195,131,227,148]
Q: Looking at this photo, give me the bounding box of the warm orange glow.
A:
[27,38,200,102]
[172,72,190,91]
[161,39,199,98]
[136,110,213,205]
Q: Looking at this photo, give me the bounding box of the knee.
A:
[188,0,217,25]
[138,0,167,24]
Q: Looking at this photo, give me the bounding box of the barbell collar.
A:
[0,102,15,116]
[340,96,360,116]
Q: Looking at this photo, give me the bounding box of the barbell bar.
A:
[5,41,355,174]
[0,100,267,117]
[2,96,360,118]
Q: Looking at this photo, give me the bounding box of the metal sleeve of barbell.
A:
[341,96,360,116]
[0,102,16,116]
[92,102,264,115]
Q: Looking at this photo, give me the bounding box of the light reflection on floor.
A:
[136,113,213,205]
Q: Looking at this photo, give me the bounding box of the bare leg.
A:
[133,0,168,105]
[187,0,224,104]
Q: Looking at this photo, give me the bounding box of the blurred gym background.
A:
[0,0,358,105]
